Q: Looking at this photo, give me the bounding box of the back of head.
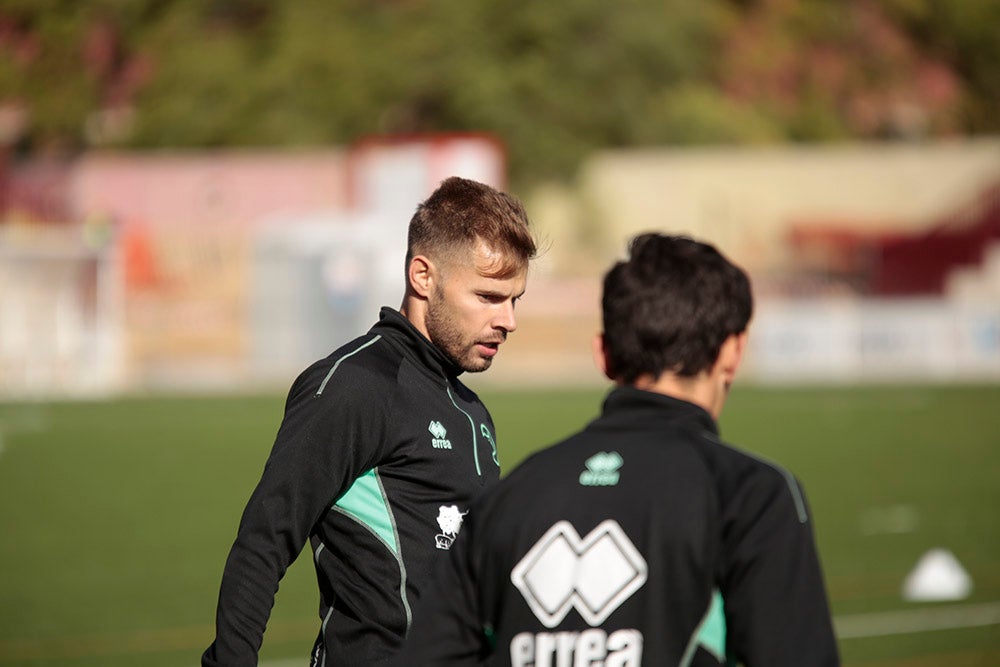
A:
[602,233,753,384]
[407,177,537,277]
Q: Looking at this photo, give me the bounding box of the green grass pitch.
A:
[0,384,998,666]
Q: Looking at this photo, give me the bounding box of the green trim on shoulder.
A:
[316,335,382,396]
[702,430,809,524]
[740,449,809,524]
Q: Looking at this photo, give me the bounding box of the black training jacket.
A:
[203,308,501,667]
[401,386,840,666]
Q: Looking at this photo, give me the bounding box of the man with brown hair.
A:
[203,177,537,666]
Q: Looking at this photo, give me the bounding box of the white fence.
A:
[0,237,122,398]
[2,260,999,398]
[748,298,1000,383]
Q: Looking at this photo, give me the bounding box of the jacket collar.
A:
[371,307,464,379]
[597,385,720,436]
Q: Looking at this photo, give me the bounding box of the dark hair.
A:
[407,176,536,276]
[601,233,753,383]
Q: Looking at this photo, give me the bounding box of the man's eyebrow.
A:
[477,288,526,300]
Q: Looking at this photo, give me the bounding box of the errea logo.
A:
[428,420,452,449]
[511,520,647,627]
[510,518,647,665]
[579,452,623,486]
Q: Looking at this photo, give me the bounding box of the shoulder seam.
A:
[315,335,383,396]
[701,430,809,524]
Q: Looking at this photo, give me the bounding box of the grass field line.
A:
[835,601,1000,639]
[2,602,999,663]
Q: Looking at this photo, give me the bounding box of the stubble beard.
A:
[425,296,493,374]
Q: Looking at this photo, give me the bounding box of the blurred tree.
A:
[882,0,1000,134]
[636,83,784,145]
[0,0,159,151]
[0,0,995,181]
[412,0,724,179]
[715,0,966,142]
[0,1,95,152]
[131,0,723,179]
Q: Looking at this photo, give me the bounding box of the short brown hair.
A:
[406,177,536,276]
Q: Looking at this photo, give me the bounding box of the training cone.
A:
[902,548,972,602]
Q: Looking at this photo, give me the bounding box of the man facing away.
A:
[401,233,839,666]
[202,177,537,666]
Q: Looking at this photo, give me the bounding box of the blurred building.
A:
[0,134,506,397]
[555,139,1000,384]
[1,135,999,397]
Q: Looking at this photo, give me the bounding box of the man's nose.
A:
[495,301,517,334]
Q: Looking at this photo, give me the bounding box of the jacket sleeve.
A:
[397,510,489,665]
[720,468,840,667]
[202,362,391,667]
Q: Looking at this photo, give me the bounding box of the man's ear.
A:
[592,333,616,381]
[407,255,435,298]
[718,331,748,385]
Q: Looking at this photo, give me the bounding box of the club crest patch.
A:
[435,505,468,550]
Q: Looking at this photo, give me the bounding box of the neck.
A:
[399,291,430,339]
[630,371,723,419]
